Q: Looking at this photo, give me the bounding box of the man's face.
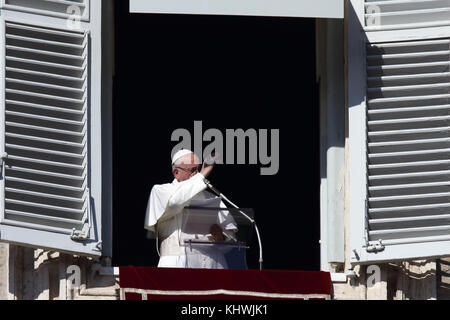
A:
[173,153,201,182]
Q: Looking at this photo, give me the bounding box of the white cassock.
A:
[144,172,237,269]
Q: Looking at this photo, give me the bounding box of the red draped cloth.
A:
[119,267,331,300]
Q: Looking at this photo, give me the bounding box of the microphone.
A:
[204,180,222,197]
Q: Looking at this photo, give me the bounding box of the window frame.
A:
[0,1,107,258]
[129,0,344,18]
[348,0,450,265]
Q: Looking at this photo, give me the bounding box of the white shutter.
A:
[349,0,450,264]
[0,2,103,256]
[1,0,90,20]
[4,21,90,235]
[366,38,450,241]
[365,0,450,30]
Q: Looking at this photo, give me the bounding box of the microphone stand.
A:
[205,181,263,270]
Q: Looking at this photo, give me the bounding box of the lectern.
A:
[179,197,254,270]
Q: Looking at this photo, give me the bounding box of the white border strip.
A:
[130,0,344,19]
[122,287,330,300]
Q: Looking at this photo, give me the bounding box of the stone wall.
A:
[437,258,450,299]
[1,244,119,300]
[0,243,7,300]
[332,260,439,300]
[3,243,449,300]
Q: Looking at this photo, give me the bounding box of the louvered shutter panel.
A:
[365,0,450,29]
[367,38,450,242]
[2,0,89,20]
[4,21,90,235]
[0,2,103,256]
[349,0,450,264]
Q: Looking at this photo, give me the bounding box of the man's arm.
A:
[146,157,216,228]
[164,173,208,216]
[164,155,216,216]
[144,173,208,230]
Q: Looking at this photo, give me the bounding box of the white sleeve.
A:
[161,173,208,221]
[144,184,170,233]
[144,173,207,232]
[218,200,238,231]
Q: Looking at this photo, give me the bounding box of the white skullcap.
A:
[171,149,194,165]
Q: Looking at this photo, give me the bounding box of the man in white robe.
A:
[144,149,237,268]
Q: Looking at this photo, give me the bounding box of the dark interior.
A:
[112,1,320,270]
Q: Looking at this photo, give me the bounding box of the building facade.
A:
[0,0,118,299]
[0,0,449,300]
[320,0,450,299]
